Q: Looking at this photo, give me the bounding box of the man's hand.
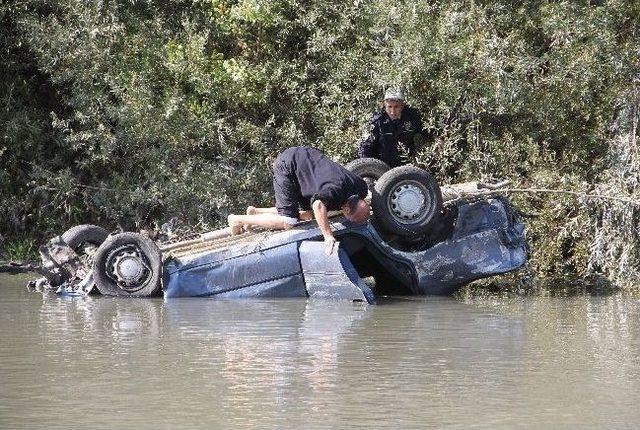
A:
[324,236,338,256]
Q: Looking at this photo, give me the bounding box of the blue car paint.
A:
[394,199,527,295]
[299,241,376,303]
[163,226,379,302]
[163,198,527,302]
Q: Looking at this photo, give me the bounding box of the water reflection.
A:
[1,276,639,429]
[160,299,371,422]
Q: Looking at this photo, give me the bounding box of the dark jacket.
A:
[358,106,423,167]
[273,146,368,219]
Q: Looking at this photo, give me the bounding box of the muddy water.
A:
[1,273,639,429]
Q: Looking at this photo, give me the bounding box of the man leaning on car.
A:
[228,146,371,256]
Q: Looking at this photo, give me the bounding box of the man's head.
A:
[342,195,371,225]
[384,88,405,120]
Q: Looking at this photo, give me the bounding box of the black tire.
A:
[92,232,162,297]
[61,224,109,250]
[345,158,390,187]
[372,166,443,237]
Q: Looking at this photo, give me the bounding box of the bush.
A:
[1,0,638,287]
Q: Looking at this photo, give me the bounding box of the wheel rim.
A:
[387,180,433,225]
[106,245,152,292]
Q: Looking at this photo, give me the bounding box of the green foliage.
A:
[586,86,640,288]
[1,0,639,287]
[1,236,38,262]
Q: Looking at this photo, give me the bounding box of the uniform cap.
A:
[384,88,404,101]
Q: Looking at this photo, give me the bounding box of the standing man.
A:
[358,88,424,167]
[228,146,371,255]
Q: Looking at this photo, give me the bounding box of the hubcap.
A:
[389,181,429,223]
[107,246,150,291]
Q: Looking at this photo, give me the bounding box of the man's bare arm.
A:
[312,200,337,255]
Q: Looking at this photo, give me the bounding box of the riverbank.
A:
[0,261,41,275]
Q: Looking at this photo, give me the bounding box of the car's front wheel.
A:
[372,166,443,237]
[92,232,162,297]
[345,157,390,190]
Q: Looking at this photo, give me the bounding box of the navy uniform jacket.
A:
[358,106,423,167]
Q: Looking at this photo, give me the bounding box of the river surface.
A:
[1,274,639,429]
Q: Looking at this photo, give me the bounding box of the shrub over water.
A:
[1,0,638,287]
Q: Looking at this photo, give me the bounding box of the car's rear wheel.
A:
[372,166,442,237]
[62,224,109,248]
[61,224,109,266]
[92,232,162,297]
[345,158,390,190]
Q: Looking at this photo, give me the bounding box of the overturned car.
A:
[30,161,527,303]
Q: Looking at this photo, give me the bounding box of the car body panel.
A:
[164,242,304,298]
[299,241,376,303]
[162,198,527,301]
[398,199,527,295]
